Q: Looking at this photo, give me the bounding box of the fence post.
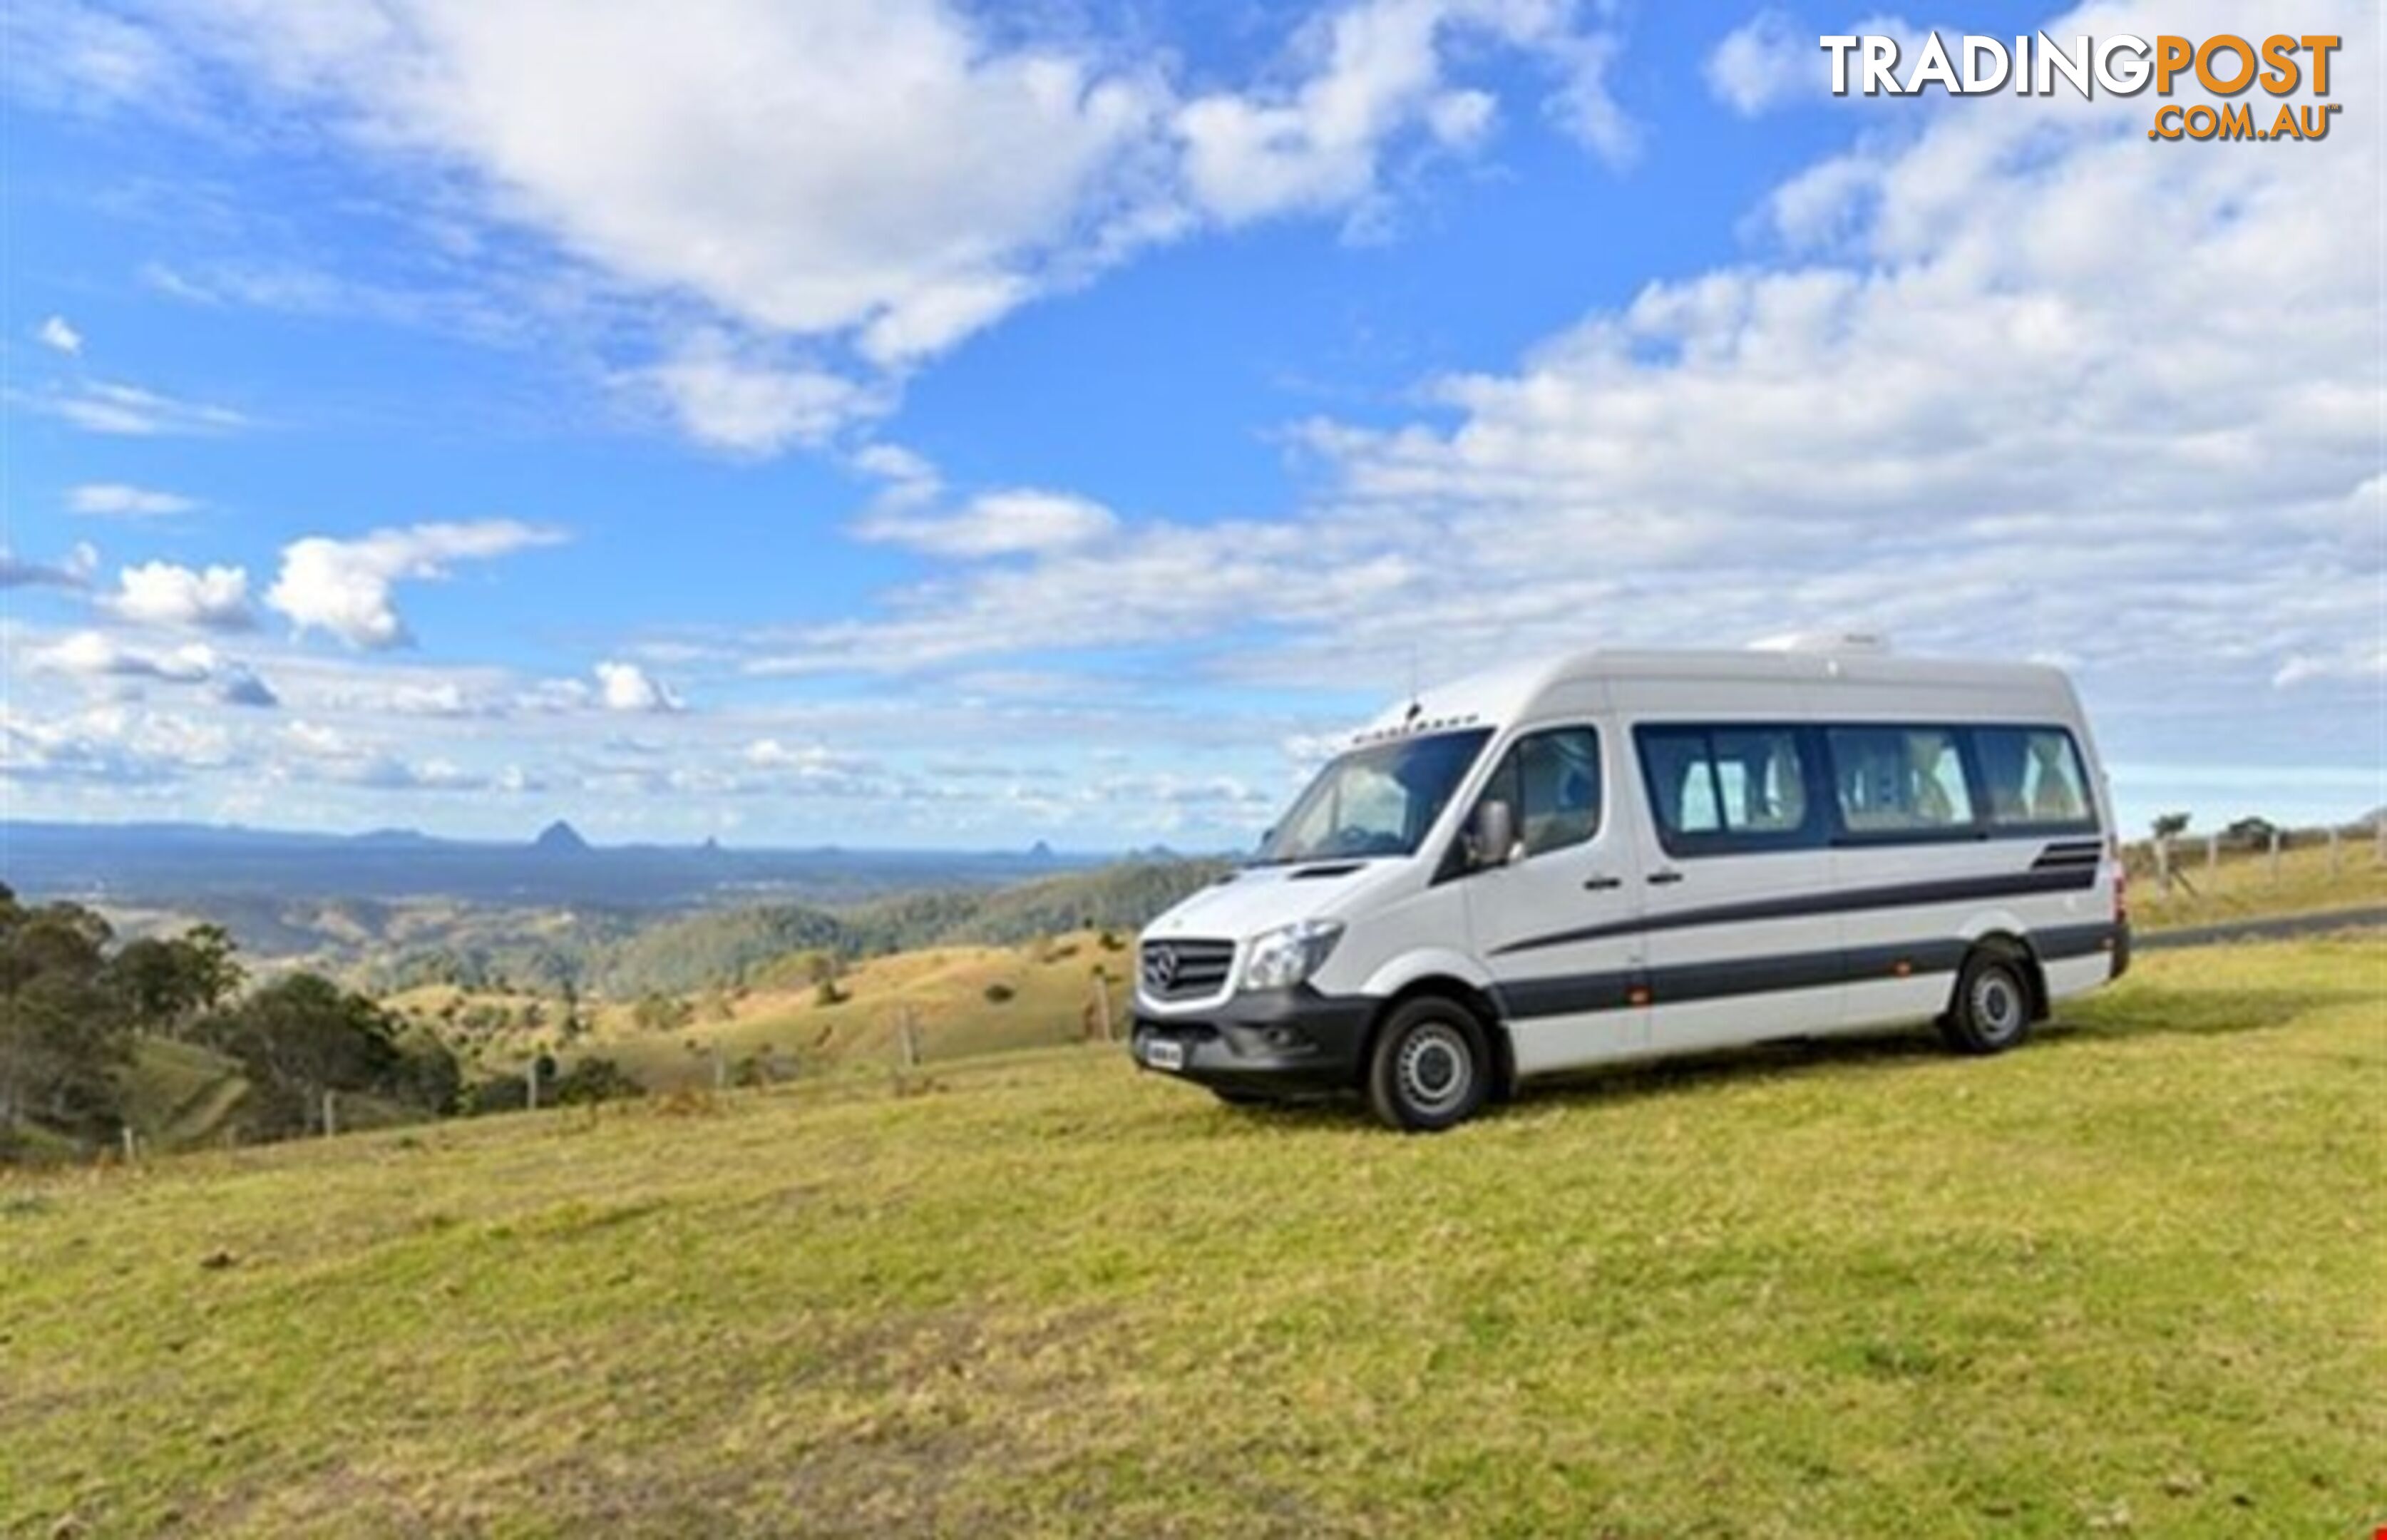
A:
[2329,825,2343,877]
[322,1089,337,1139]
[897,1006,919,1070]
[2377,812,2386,867]
[2206,831,2219,874]
[1091,976,1114,1043]
[2267,827,2282,882]
[123,1126,138,1163]
[526,1059,539,1112]
[712,1045,727,1091]
[2154,834,2172,897]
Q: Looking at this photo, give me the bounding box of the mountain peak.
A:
[533,819,590,855]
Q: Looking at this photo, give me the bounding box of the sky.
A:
[1,0,2380,850]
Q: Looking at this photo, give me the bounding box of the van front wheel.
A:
[1941,950,2033,1055]
[1365,998,1491,1132]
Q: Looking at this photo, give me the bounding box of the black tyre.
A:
[1941,949,2034,1055]
[1365,997,1492,1132]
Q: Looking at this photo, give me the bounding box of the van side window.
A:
[1634,726,1816,854]
[1474,727,1602,859]
[1826,727,1976,834]
[1971,727,2096,831]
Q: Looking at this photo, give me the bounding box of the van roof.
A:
[1353,647,2079,741]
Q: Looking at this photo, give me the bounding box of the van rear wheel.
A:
[1365,997,1490,1132]
[1941,949,2033,1055]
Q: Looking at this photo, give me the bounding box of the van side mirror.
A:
[1472,800,1517,870]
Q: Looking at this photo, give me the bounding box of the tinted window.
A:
[1259,729,1493,863]
[1474,727,1602,859]
[1827,727,1976,834]
[1635,726,1816,854]
[1972,727,2096,830]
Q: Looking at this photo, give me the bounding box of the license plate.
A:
[1144,1037,1186,1072]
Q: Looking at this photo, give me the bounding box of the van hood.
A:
[1141,860,1401,943]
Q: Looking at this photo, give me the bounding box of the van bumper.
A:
[1130,987,1376,1096]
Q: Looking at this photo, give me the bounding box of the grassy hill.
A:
[389,928,1136,1093]
[2128,835,2386,931]
[4,935,2379,1537]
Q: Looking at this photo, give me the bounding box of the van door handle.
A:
[1648,870,1685,885]
[1581,874,1622,890]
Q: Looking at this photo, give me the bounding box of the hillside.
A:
[96,857,1231,999]
[386,928,1137,1093]
[4,936,2378,1536]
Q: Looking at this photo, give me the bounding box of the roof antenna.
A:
[1403,643,1423,724]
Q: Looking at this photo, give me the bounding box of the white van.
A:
[1131,642,2127,1131]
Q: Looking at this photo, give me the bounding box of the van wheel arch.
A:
[1966,931,2050,1021]
[1940,933,2047,1054]
[1365,979,1513,1102]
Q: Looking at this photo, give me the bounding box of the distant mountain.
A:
[0,818,1119,912]
[533,820,590,856]
[354,828,437,848]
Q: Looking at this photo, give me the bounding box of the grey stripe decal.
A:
[1492,864,2099,958]
[1493,925,2120,1021]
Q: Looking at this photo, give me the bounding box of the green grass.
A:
[5,938,2381,1537]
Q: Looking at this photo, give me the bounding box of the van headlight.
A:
[1241,920,1345,992]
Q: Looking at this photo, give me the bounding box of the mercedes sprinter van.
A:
[1131,642,2127,1131]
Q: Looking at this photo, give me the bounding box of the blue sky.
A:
[2,0,2379,848]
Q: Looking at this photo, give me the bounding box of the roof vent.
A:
[1749,631,1893,654]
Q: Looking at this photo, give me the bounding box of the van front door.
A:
[1628,724,1845,1052]
[1458,724,1649,1077]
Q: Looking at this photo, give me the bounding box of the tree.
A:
[2224,815,2283,850]
[632,992,693,1033]
[110,926,243,1037]
[197,973,406,1139]
[0,889,133,1148]
[2150,811,2191,841]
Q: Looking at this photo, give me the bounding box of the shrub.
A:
[552,1057,644,1106]
[466,1074,528,1115]
[983,982,1016,1004]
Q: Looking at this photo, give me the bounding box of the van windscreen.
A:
[1256,729,1494,863]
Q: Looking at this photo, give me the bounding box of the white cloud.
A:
[22,0,1635,454]
[1176,0,1630,227]
[640,334,883,455]
[1705,11,1807,115]
[746,0,2381,761]
[25,629,279,707]
[0,704,238,785]
[36,314,83,354]
[267,520,566,648]
[856,488,1118,558]
[43,379,249,436]
[33,630,215,683]
[68,483,200,518]
[0,543,98,590]
[593,659,683,713]
[107,560,255,630]
[2273,645,2387,690]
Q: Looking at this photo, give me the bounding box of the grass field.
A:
[2129,836,2386,932]
[5,935,2380,1538]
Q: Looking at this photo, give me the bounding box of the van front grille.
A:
[1139,938,1236,1001]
